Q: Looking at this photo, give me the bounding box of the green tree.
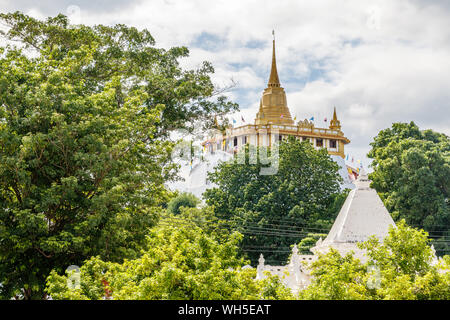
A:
[204,138,346,264]
[298,249,370,300]
[299,221,450,300]
[367,122,450,256]
[0,12,238,136]
[45,207,293,300]
[167,192,199,215]
[0,12,237,299]
[297,233,327,255]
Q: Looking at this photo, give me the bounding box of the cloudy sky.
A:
[2,0,450,170]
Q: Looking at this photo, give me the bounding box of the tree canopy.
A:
[0,12,237,299]
[167,192,199,215]
[0,12,238,135]
[45,207,293,300]
[367,122,450,256]
[204,138,347,264]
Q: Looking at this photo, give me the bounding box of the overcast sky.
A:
[2,0,450,170]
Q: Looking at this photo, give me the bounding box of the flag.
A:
[346,154,349,161]
[294,115,297,121]
[241,116,245,122]
[309,116,314,121]
[232,118,236,124]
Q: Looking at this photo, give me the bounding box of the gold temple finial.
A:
[268,32,280,88]
[330,106,341,130]
[332,106,338,121]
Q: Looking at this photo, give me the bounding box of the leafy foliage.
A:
[297,233,327,255]
[204,138,346,264]
[0,12,238,135]
[167,192,199,215]
[0,12,237,299]
[45,207,293,300]
[299,220,450,300]
[367,122,450,256]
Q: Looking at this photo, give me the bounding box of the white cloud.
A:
[2,0,450,169]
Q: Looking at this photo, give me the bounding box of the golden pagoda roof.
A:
[255,37,294,126]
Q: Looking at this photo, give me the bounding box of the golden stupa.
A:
[255,39,294,126]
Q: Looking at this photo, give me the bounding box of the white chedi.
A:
[310,168,396,262]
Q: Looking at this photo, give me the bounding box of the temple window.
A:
[330,139,337,149]
[279,134,283,141]
[233,136,238,147]
[242,135,247,144]
[316,138,323,147]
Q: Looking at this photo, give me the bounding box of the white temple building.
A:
[255,168,396,293]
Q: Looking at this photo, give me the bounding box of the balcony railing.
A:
[220,124,343,138]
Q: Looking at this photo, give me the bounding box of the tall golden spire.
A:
[255,32,294,126]
[268,35,280,87]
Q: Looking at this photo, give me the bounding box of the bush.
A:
[167,193,199,215]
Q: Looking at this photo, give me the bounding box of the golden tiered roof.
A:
[255,39,294,126]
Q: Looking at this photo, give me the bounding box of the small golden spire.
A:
[329,106,341,130]
[268,31,280,88]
